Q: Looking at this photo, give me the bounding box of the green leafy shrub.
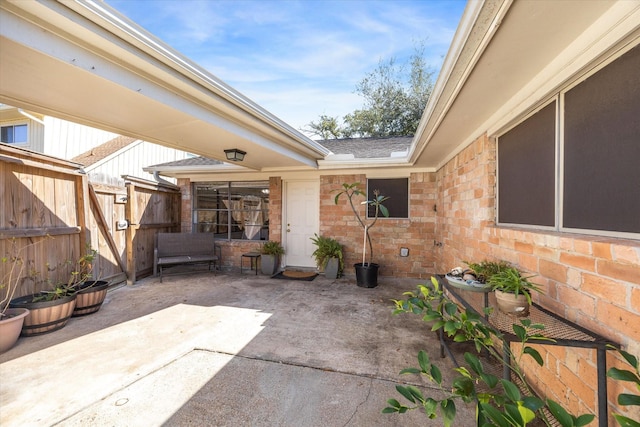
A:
[384,276,595,427]
[310,234,344,274]
[607,345,640,427]
[488,267,542,304]
[261,240,284,256]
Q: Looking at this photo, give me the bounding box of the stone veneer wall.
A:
[318,173,437,279]
[434,134,640,423]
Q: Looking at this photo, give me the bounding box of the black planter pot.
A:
[354,263,379,288]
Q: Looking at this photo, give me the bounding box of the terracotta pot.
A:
[494,290,530,316]
[73,281,109,317]
[0,308,30,353]
[9,294,76,336]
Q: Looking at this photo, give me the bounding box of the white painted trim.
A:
[413,0,513,165]
[410,0,490,159]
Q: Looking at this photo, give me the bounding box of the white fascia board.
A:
[409,0,495,162]
[143,163,250,174]
[317,156,414,170]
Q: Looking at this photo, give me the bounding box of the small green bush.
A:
[261,240,284,256]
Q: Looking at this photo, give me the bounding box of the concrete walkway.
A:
[0,271,476,426]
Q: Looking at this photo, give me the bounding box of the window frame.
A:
[366,177,409,219]
[0,122,28,145]
[496,99,559,232]
[496,44,640,240]
[192,181,270,241]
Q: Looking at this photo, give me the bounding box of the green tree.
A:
[303,114,344,140]
[304,43,434,139]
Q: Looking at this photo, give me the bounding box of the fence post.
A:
[76,173,91,253]
[125,181,136,285]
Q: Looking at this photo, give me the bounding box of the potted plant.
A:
[487,266,542,316]
[1,247,30,353]
[334,182,389,288]
[69,248,109,316]
[72,279,109,317]
[260,240,284,275]
[9,247,100,336]
[386,276,595,425]
[310,234,344,280]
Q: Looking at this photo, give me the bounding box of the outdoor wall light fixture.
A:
[224,148,246,162]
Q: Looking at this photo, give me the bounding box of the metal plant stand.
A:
[437,275,618,427]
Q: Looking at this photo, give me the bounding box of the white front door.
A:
[284,180,319,268]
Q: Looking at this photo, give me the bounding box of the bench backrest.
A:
[156,232,215,257]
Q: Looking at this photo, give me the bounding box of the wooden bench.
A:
[153,232,218,282]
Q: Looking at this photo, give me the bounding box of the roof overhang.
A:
[411,0,640,170]
[0,0,330,171]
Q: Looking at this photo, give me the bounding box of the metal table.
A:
[241,252,261,275]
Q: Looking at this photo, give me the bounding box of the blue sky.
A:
[106,0,467,135]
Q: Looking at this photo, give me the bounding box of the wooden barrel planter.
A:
[9,294,77,336]
[72,281,109,317]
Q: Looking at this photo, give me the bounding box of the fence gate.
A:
[1,145,180,301]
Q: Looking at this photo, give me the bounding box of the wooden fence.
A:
[0,144,180,300]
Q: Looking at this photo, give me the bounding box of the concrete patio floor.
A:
[0,270,476,426]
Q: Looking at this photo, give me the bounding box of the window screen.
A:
[193,181,269,240]
[367,178,408,218]
[563,45,640,233]
[498,102,556,227]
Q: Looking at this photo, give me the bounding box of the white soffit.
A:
[412,0,639,170]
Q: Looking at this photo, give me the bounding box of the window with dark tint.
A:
[193,181,269,240]
[367,178,408,218]
[498,102,556,227]
[563,45,640,233]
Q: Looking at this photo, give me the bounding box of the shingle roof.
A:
[147,136,413,169]
[318,136,412,158]
[149,156,223,168]
[72,135,137,166]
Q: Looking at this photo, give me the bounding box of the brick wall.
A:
[435,134,640,423]
[319,173,437,279]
